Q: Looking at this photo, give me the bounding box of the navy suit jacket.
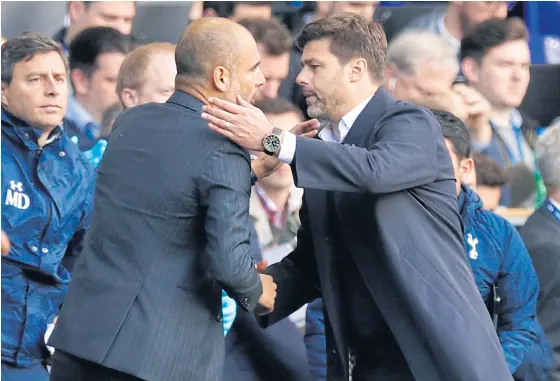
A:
[261,88,514,381]
[49,91,262,381]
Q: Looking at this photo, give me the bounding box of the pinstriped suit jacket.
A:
[49,91,262,381]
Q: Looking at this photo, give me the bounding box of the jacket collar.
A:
[166,90,205,114]
[2,107,63,150]
[458,184,483,226]
[342,87,396,146]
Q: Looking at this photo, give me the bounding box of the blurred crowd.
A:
[1,1,559,381]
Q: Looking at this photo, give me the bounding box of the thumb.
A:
[236,95,252,108]
[256,260,269,273]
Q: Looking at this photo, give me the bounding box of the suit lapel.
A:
[342,87,396,147]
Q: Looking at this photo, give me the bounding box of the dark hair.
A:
[69,26,136,76]
[431,109,472,159]
[460,17,528,62]
[472,152,508,187]
[237,18,292,55]
[296,13,387,81]
[1,33,68,84]
[254,97,303,119]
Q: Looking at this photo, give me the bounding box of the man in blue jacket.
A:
[1,34,95,381]
[305,110,552,381]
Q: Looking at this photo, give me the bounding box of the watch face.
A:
[264,135,281,153]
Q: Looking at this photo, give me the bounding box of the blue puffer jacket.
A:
[1,108,95,367]
[304,186,552,381]
[458,185,552,380]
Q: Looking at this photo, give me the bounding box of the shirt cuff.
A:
[277,132,296,164]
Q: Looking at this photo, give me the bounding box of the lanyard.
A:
[544,199,560,223]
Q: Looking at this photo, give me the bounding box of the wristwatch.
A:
[262,127,283,156]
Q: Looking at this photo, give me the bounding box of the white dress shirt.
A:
[277,94,374,164]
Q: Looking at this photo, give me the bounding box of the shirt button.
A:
[216,313,223,322]
[23,133,29,139]
[59,151,66,158]
[31,246,38,252]
[41,248,49,253]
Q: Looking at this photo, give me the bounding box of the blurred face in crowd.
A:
[69,1,136,38]
[297,38,357,121]
[385,60,457,106]
[444,138,475,196]
[463,39,531,109]
[1,51,68,131]
[254,44,290,100]
[72,51,127,122]
[453,1,508,35]
[121,50,176,108]
[330,2,377,20]
[476,185,502,211]
[231,3,272,21]
[258,111,302,189]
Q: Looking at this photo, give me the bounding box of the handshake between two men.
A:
[254,260,278,316]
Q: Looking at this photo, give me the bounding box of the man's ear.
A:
[461,57,480,84]
[460,157,475,182]
[68,1,87,23]
[212,66,230,92]
[1,82,9,106]
[120,88,138,109]
[70,69,90,97]
[348,58,368,83]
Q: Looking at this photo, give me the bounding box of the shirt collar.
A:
[438,13,460,53]
[65,96,97,135]
[2,107,63,148]
[550,197,560,211]
[318,94,373,142]
[490,108,523,130]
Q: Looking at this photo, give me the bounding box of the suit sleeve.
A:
[291,107,438,194]
[526,242,560,380]
[496,220,539,373]
[259,200,321,327]
[198,142,262,312]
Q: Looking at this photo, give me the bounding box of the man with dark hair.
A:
[64,26,135,167]
[458,17,539,208]
[48,17,317,381]
[434,109,552,381]
[202,13,514,381]
[473,152,509,211]
[238,18,293,100]
[53,1,136,55]
[1,33,95,381]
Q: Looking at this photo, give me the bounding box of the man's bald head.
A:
[175,17,255,85]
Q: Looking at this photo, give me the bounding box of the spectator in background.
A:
[473,152,509,211]
[99,103,122,138]
[1,33,95,381]
[384,30,463,116]
[53,1,136,55]
[459,18,539,208]
[223,98,311,381]
[521,125,560,381]
[238,18,292,101]
[230,1,272,21]
[116,42,176,108]
[405,1,509,55]
[65,26,134,167]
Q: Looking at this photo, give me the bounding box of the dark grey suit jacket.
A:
[521,203,560,381]
[49,91,262,381]
[261,88,514,381]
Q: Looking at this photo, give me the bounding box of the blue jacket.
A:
[1,108,95,367]
[304,186,551,381]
